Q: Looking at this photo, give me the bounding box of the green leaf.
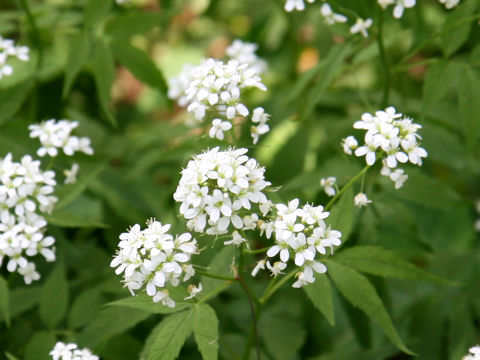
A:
[302,41,354,120]
[78,307,150,348]
[55,163,106,209]
[39,262,69,328]
[92,39,116,126]
[457,65,480,153]
[104,11,163,38]
[45,209,107,228]
[327,261,413,355]
[110,41,168,95]
[9,286,41,319]
[0,79,33,124]
[193,303,219,360]
[334,246,450,284]
[327,187,355,242]
[84,0,113,28]
[5,352,19,360]
[441,0,478,57]
[108,293,189,314]
[68,287,103,329]
[24,331,56,360]
[201,246,236,293]
[63,31,91,98]
[422,60,458,112]
[303,275,335,326]
[0,276,9,326]
[147,309,194,360]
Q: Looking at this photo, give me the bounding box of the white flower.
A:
[0,37,30,81]
[284,0,315,12]
[111,219,198,306]
[63,163,79,184]
[250,107,270,144]
[354,193,372,207]
[224,230,247,246]
[320,177,337,197]
[184,283,203,300]
[209,119,232,140]
[174,148,270,235]
[350,18,373,37]
[226,40,267,75]
[438,0,460,9]
[29,119,94,158]
[50,342,99,360]
[251,259,266,277]
[393,0,416,18]
[378,0,395,9]
[342,136,358,155]
[266,261,287,276]
[18,263,40,285]
[463,345,480,360]
[321,3,348,25]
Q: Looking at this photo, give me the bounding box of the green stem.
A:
[195,270,236,282]
[197,282,232,304]
[243,247,269,255]
[260,269,298,305]
[236,276,261,306]
[325,165,370,211]
[238,276,261,360]
[377,9,390,108]
[18,0,43,70]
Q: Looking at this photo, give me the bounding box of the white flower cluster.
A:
[111,219,198,307]
[0,36,29,81]
[320,177,337,197]
[378,0,416,18]
[463,345,480,360]
[438,0,460,9]
[0,153,57,284]
[284,0,315,12]
[173,147,271,235]
[168,40,271,144]
[321,3,347,25]
[255,199,341,288]
[29,119,94,158]
[342,106,427,189]
[50,342,99,360]
[350,18,373,37]
[354,192,372,207]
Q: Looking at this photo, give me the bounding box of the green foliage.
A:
[303,274,335,326]
[193,303,219,360]
[0,276,9,326]
[39,262,69,329]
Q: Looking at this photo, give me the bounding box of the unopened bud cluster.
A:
[111,219,198,307]
[0,154,57,284]
[174,147,270,235]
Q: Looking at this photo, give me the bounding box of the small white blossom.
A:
[251,259,266,277]
[226,40,267,75]
[184,283,203,300]
[0,37,30,81]
[321,3,348,25]
[350,18,373,37]
[266,261,287,276]
[438,0,460,9]
[320,177,337,197]
[342,136,358,155]
[224,230,247,246]
[63,163,79,184]
[463,345,480,360]
[354,193,372,207]
[284,0,315,12]
[50,342,99,360]
[111,219,198,307]
[29,119,94,158]
[209,119,232,140]
[250,107,270,144]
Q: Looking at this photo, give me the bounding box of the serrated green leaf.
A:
[24,331,56,360]
[303,275,335,326]
[334,246,450,284]
[110,41,168,95]
[84,0,112,28]
[0,276,9,326]
[302,41,354,120]
[55,163,106,209]
[108,293,189,314]
[104,11,163,38]
[327,261,413,355]
[78,307,150,348]
[422,60,458,112]
[63,31,91,98]
[327,187,355,242]
[0,79,33,124]
[92,39,116,126]
[458,65,480,153]
[194,303,219,360]
[147,309,194,360]
[441,0,478,57]
[39,262,68,329]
